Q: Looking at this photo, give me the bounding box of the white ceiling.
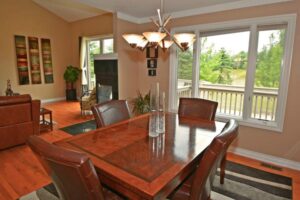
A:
[33,0,290,23]
[33,0,107,22]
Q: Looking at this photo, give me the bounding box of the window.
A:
[169,14,296,131]
[86,36,114,89]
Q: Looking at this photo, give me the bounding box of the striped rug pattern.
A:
[212,161,292,200]
[20,161,292,200]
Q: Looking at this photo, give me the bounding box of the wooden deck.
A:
[0,101,299,199]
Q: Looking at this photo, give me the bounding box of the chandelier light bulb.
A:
[143,32,167,47]
[122,34,144,48]
[137,39,148,51]
[174,33,196,50]
[159,40,174,50]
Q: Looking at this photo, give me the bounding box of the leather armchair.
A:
[0,94,40,149]
[80,87,97,115]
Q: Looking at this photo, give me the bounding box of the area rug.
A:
[59,120,96,135]
[20,161,292,200]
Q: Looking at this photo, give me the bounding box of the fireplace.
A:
[94,53,118,103]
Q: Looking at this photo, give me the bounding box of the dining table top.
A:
[56,112,226,200]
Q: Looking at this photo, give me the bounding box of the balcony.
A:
[177,80,278,121]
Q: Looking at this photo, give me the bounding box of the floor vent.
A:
[261,162,282,171]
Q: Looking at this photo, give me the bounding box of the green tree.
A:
[255,30,285,88]
[214,48,233,84]
[199,47,234,84]
[199,48,220,83]
[88,41,101,79]
[178,49,193,80]
[233,51,247,69]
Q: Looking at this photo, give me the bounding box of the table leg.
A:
[50,112,53,131]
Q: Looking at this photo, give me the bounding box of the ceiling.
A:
[33,0,290,23]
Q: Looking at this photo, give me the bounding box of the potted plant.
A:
[63,65,81,101]
[132,91,150,116]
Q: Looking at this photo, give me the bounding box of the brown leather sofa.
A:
[0,94,40,150]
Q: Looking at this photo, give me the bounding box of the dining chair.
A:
[27,136,124,200]
[92,100,131,128]
[170,119,238,200]
[178,98,218,121]
[178,97,233,184]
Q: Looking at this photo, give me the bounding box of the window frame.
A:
[168,14,296,132]
[85,35,114,89]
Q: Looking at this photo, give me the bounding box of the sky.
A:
[201,30,282,55]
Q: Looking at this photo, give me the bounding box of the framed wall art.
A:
[41,38,54,83]
[28,37,42,84]
[14,35,30,85]
[146,47,158,58]
[147,59,157,68]
[148,69,156,76]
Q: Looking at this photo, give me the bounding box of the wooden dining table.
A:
[56,112,226,200]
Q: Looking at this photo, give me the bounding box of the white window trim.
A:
[86,35,114,55]
[85,35,114,89]
[168,14,297,132]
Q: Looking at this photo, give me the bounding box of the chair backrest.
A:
[92,100,130,128]
[0,94,33,126]
[178,98,218,121]
[190,119,238,200]
[27,136,105,200]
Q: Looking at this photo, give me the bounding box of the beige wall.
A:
[115,19,140,100]
[132,1,300,162]
[0,0,72,100]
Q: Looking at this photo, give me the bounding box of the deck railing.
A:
[177,81,278,121]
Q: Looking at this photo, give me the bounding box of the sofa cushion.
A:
[0,122,34,149]
[0,103,32,127]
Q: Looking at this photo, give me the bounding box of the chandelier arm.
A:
[162,27,185,51]
[163,16,171,27]
[157,9,163,26]
[151,18,160,28]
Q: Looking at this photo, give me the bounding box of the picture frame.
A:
[147,59,157,68]
[41,38,54,83]
[146,47,158,58]
[148,69,156,76]
[28,36,42,84]
[14,35,30,85]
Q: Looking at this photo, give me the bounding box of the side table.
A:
[40,108,53,132]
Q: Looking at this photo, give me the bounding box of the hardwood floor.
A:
[0,101,299,200]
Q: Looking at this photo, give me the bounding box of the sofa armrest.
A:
[32,100,41,135]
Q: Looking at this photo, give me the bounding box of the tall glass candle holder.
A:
[148,83,160,137]
[156,91,165,134]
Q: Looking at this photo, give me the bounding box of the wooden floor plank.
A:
[0,101,299,199]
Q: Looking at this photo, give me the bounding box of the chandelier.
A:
[122,0,195,52]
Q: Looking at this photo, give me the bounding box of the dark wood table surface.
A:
[57,112,226,200]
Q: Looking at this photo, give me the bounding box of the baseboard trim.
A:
[41,97,65,104]
[229,147,300,171]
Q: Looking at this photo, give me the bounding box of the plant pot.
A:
[66,89,77,101]
[66,82,73,90]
